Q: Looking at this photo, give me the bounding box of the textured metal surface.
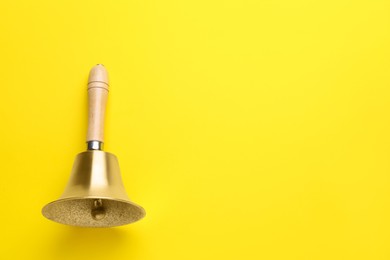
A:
[42,198,145,227]
[42,150,146,227]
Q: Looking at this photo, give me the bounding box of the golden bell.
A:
[42,151,145,227]
[42,65,146,227]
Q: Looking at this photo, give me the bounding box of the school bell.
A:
[42,64,146,227]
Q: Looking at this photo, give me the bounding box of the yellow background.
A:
[1,0,390,259]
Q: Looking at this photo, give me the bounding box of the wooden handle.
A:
[87,64,109,142]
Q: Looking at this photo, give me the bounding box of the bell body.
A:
[60,151,129,199]
[42,151,146,227]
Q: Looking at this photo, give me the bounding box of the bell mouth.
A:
[42,197,146,227]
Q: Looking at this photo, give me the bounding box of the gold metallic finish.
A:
[42,151,146,227]
[42,65,145,227]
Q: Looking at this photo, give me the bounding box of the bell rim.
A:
[42,196,146,227]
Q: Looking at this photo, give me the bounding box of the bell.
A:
[42,65,146,227]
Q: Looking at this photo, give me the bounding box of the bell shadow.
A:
[46,227,142,259]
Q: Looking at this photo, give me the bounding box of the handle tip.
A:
[88,64,109,88]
